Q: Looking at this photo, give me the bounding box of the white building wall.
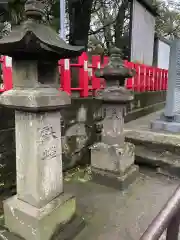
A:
[131,0,155,65]
[157,40,170,70]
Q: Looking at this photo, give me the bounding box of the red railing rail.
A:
[0,53,168,97]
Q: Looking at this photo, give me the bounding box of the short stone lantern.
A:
[0,1,84,240]
[91,47,139,190]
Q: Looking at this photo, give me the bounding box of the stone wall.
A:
[125,91,166,122]
[0,107,15,200]
[61,97,102,170]
[0,91,166,197]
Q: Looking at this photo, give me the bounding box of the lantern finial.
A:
[25,0,45,20]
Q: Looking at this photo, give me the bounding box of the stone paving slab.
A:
[65,169,179,240]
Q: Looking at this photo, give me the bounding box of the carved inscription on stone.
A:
[39,125,57,143]
[102,105,124,145]
[38,124,58,161]
[41,145,57,160]
[104,106,122,119]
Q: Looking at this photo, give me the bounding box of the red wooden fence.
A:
[0,56,13,92]
[0,53,168,97]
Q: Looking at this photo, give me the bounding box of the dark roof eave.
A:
[0,21,84,59]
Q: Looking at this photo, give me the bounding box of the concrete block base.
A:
[3,193,84,240]
[151,119,180,133]
[91,165,139,190]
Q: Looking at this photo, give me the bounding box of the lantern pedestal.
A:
[0,89,84,240]
[0,0,85,238]
[3,194,77,240]
[91,85,139,190]
[91,142,139,190]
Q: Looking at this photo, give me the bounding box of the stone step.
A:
[125,129,180,178]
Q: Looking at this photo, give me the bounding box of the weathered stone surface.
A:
[91,142,135,174]
[50,214,85,240]
[16,111,63,208]
[65,170,179,240]
[151,115,180,133]
[0,2,85,239]
[0,214,85,240]
[91,48,138,189]
[3,194,76,240]
[125,130,180,178]
[125,129,180,152]
[0,231,23,240]
[0,92,166,199]
[134,145,180,177]
[125,111,180,177]
[61,98,102,170]
[0,97,102,199]
[0,88,70,111]
[101,105,125,147]
[91,165,139,190]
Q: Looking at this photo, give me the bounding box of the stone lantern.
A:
[0,1,84,240]
[91,47,139,190]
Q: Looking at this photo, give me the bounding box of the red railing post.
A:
[160,70,162,91]
[59,59,71,95]
[141,65,146,92]
[91,55,101,92]
[146,66,150,91]
[79,52,89,97]
[155,68,159,91]
[162,69,165,90]
[134,64,140,92]
[160,69,163,91]
[151,67,155,91]
[3,56,13,91]
[124,60,134,90]
[158,69,160,91]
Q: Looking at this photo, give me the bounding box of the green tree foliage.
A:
[154,0,180,39]
[1,0,180,48]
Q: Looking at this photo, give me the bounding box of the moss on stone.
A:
[64,165,92,183]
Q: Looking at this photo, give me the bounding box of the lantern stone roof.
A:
[0,0,84,60]
[96,47,135,80]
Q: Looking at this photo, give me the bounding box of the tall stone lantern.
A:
[91,47,139,190]
[0,1,84,240]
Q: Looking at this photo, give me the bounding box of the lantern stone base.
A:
[3,193,84,240]
[91,142,139,190]
[91,165,139,190]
